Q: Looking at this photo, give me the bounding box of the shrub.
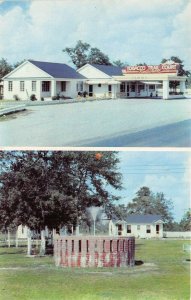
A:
[41,97,44,101]
[30,94,37,101]
[13,94,20,101]
[0,95,3,100]
[52,94,60,100]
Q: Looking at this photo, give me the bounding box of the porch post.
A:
[51,80,56,97]
[179,80,186,95]
[162,80,169,100]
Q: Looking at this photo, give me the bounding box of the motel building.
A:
[78,62,187,100]
[2,60,187,101]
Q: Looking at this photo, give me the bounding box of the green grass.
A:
[0,239,190,300]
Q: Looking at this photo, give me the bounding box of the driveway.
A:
[0,99,190,147]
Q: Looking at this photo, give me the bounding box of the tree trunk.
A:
[15,229,19,248]
[27,228,32,255]
[7,229,11,248]
[40,229,46,256]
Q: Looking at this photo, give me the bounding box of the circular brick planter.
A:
[54,236,135,268]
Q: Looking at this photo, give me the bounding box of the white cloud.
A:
[0,0,190,68]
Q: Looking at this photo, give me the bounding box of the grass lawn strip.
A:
[0,239,190,300]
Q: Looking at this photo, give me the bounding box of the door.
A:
[156,224,160,234]
[89,85,93,97]
[118,224,122,236]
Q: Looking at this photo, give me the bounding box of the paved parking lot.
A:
[0,99,190,147]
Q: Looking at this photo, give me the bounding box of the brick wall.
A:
[54,236,135,268]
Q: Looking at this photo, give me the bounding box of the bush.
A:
[13,94,20,101]
[30,94,37,101]
[41,97,44,101]
[0,95,3,100]
[52,94,60,100]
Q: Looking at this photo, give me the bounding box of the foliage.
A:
[0,58,13,80]
[30,94,37,101]
[126,186,174,227]
[161,56,190,77]
[63,40,112,68]
[13,60,26,69]
[179,209,191,231]
[13,95,20,101]
[113,60,128,68]
[0,151,122,233]
[136,63,147,66]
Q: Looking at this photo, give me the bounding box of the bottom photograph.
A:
[0,150,190,300]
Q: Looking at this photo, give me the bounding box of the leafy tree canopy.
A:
[0,58,13,81]
[161,56,190,76]
[126,186,174,227]
[0,151,122,232]
[63,40,112,68]
[179,209,191,231]
[113,60,129,68]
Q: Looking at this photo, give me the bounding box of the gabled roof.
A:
[28,60,85,79]
[90,64,123,76]
[125,214,163,224]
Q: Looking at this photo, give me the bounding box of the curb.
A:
[0,105,27,117]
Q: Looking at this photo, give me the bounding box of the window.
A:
[137,225,140,230]
[138,84,144,92]
[32,81,36,92]
[42,81,50,92]
[20,81,25,91]
[8,81,13,91]
[127,225,131,233]
[61,81,66,92]
[149,85,155,90]
[108,85,112,92]
[120,82,125,92]
[76,81,83,92]
[146,225,151,233]
[98,83,101,87]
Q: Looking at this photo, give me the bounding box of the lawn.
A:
[0,239,190,300]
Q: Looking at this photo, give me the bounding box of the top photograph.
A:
[0,0,190,148]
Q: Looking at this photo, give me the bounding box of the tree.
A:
[127,186,174,228]
[136,63,147,66]
[0,151,122,253]
[63,40,112,68]
[127,187,155,215]
[13,60,26,69]
[0,58,12,81]
[161,56,190,76]
[179,209,191,231]
[88,47,111,65]
[112,60,128,68]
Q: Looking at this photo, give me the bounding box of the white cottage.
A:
[77,64,121,99]
[3,60,86,101]
[110,214,164,238]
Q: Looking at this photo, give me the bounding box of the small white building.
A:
[3,60,86,101]
[109,214,164,238]
[77,64,121,99]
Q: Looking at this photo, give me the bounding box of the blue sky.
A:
[114,151,190,222]
[0,0,190,69]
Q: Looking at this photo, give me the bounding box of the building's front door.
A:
[118,224,122,236]
[156,224,160,234]
[89,85,93,96]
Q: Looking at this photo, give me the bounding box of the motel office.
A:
[3,60,187,101]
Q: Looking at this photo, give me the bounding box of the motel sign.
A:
[122,64,179,74]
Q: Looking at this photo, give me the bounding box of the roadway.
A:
[0,99,190,147]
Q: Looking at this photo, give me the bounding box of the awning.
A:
[86,80,120,85]
[141,81,162,85]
